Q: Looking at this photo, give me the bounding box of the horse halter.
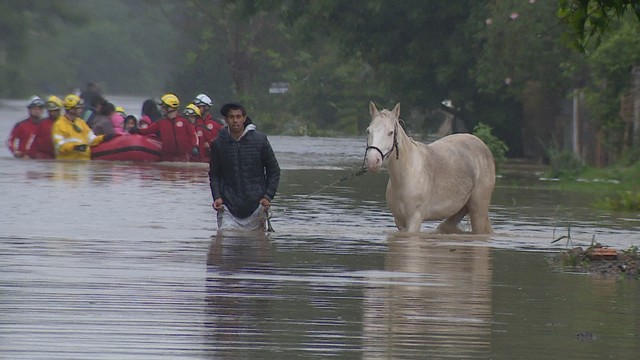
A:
[365,121,399,161]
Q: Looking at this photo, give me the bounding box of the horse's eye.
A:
[387,131,394,136]
[366,128,370,134]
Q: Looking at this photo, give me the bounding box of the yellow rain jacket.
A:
[51,115,105,160]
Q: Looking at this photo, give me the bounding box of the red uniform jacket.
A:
[28,117,56,159]
[138,115,197,161]
[192,117,220,162]
[203,114,223,140]
[7,118,38,157]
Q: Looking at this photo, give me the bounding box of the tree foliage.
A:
[3,0,640,164]
[0,0,85,96]
[557,0,640,52]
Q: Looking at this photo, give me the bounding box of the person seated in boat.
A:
[209,103,280,231]
[84,95,107,128]
[80,82,101,111]
[91,102,120,140]
[28,96,63,159]
[123,115,138,134]
[139,99,162,129]
[193,93,223,140]
[7,96,46,158]
[51,94,105,160]
[111,106,126,135]
[136,93,197,162]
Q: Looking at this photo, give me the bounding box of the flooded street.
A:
[1,97,639,359]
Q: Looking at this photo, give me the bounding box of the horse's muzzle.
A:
[365,147,383,172]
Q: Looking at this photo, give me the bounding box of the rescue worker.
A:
[29,95,62,159]
[137,93,197,162]
[183,103,211,162]
[51,94,105,160]
[193,93,223,140]
[7,96,46,158]
[209,103,280,231]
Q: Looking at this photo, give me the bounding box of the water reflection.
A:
[205,232,273,358]
[363,234,492,359]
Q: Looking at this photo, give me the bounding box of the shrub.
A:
[595,191,640,212]
[473,123,508,173]
[546,149,584,179]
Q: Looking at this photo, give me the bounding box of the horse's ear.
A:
[369,101,379,117]
[391,103,401,119]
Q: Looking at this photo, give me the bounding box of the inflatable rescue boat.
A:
[91,134,162,162]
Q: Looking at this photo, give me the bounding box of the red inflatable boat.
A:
[91,134,162,162]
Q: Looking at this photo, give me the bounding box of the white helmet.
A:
[193,93,213,107]
[27,96,46,108]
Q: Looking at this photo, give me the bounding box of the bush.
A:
[595,191,640,212]
[473,123,508,173]
[546,149,584,179]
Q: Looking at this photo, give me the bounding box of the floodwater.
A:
[1,96,639,359]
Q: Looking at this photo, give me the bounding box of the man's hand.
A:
[259,197,271,208]
[213,198,224,211]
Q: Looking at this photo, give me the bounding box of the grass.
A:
[540,160,640,210]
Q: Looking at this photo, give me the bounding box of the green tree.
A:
[0,0,84,96]
[23,0,179,96]
[474,0,581,160]
[581,15,640,156]
[558,0,640,52]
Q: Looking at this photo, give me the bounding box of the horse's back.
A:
[426,133,495,178]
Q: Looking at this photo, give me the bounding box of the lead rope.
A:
[306,155,368,197]
[306,121,399,197]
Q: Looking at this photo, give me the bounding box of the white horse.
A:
[365,102,495,234]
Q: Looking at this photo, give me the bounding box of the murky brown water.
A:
[1,97,639,359]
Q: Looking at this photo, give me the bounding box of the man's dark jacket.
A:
[209,127,280,218]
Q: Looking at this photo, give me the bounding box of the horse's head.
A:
[365,101,400,172]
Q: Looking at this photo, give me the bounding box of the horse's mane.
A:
[377,110,421,148]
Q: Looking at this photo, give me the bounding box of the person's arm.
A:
[262,137,280,201]
[83,120,105,146]
[209,141,224,209]
[52,122,78,155]
[138,121,160,136]
[7,123,23,156]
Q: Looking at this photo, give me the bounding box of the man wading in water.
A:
[209,103,280,231]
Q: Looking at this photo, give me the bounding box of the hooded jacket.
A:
[209,125,280,218]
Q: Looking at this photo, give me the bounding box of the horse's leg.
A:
[394,215,407,232]
[437,207,467,234]
[467,192,493,234]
